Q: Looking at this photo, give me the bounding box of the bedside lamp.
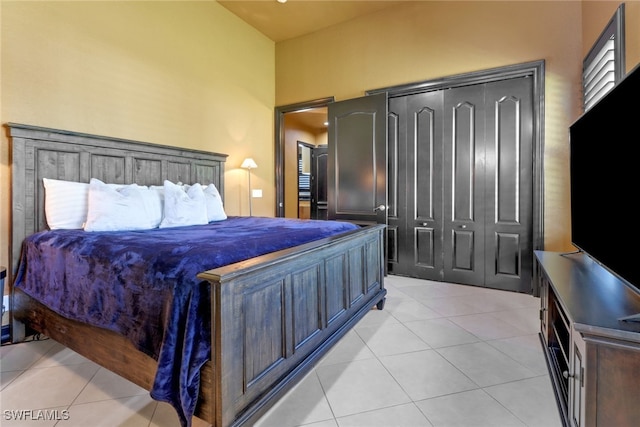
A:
[241,158,258,216]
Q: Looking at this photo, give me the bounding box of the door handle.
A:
[373,204,387,212]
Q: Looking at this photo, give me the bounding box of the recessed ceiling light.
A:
[277,0,287,4]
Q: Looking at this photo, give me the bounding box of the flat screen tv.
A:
[570,62,640,291]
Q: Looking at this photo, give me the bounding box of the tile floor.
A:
[0,275,562,427]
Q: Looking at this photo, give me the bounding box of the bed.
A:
[6,123,387,427]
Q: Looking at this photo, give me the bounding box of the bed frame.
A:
[6,123,387,427]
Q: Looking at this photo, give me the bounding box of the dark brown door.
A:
[388,91,445,281]
[311,145,328,220]
[389,77,533,293]
[327,93,388,226]
[482,77,533,293]
[442,84,487,286]
[444,78,533,291]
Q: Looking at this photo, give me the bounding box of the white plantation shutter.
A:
[583,38,616,110]
[582,4,625,111]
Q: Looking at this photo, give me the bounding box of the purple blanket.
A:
[13,216,358,426]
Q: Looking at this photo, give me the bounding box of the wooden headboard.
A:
[7,123,228,277]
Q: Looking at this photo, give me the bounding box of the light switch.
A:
[252,189,263,198]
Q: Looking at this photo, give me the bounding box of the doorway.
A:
[274,98,332,218]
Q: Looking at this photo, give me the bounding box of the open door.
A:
[327,93,387,226]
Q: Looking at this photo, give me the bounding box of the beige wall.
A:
[0,1,275,273]
[276,1,638,252]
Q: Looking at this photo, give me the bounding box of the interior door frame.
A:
[367,60,546,259]
[274,97,334,217]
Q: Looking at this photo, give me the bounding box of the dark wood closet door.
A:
[442,84,486,286]
[388,91,444,280]
[483,77,533,292]
[389,77,533,293]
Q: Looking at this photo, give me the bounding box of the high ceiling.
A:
[217,1,406,129]
[218,0,405,42]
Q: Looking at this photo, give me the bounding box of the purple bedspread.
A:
[13,216,358,426]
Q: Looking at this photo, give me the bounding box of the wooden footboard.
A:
[12,224,386,427]
[199,223,386,427]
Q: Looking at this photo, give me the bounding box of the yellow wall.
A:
[0,1,275,273]
[276,0,638,252]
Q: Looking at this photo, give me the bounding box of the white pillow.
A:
[159,180,208,228]
[84,178,164,232]
[184,183,227,222]
[204,184,226,221]
[43,178,90,229]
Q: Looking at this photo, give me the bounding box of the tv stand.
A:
[535,251,640,427]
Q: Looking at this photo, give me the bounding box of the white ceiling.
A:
[218,0,405,42]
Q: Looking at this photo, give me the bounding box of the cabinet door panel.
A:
[569,330,585,427]
[594,343,640,426]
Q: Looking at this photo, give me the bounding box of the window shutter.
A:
[582,4,625,111]
[583,37,616,110]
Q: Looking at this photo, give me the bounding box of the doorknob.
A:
[373,204,387,212]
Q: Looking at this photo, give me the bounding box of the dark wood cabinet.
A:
[536,251,640,427]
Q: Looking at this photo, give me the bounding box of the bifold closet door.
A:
[389,77,533,293]
[387,91,444,281]
[442,84,486,286]
[442,78,533,291]
[482,77,533,293]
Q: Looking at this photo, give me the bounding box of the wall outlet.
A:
[251,189,263,198]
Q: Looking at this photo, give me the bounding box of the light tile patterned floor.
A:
[0,276,562,426]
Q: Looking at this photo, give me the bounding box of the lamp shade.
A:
[241,158,258,169]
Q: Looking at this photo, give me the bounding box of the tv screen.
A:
[570,63,640,290]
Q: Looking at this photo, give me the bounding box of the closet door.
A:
[388,91,444,280]
[386,74,534,292]
[483,77,533,292]
[442,84,486,286]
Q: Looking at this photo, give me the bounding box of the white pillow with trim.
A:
[43,178,89,229]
